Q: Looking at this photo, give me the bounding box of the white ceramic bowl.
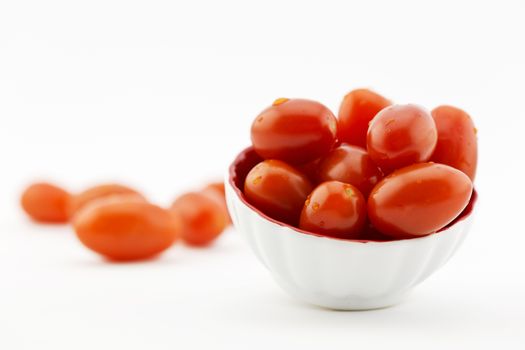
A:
[226,148,477,310]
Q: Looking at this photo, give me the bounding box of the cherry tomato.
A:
[431,105,478,181]
[244,159,312,225]
[73,197,180,261]
[203,182,225,197]
[20,182,71,223]
[367,104,437,174]
[202,182,231,225]
[299,181,366,239]
[171,192,228,246]
[368,162,473,239]
[338,89,391,148]
[318,144,383,196]
[70,183,144,217]
[251,98,337,164]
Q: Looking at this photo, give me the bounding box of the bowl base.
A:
[275,276,408,311]
[293,292,407,311]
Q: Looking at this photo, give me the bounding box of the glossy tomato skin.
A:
[318,144,383,196]
[70,183,144,217]
[431,105,478,181]
[244,160,313,225]
[368,162,473,239]
[367,104,437,174]
[338,89,391,148]
[251,98,337,164]
[20,182,71,223]
[73,197,180,261]
[299,181,366,239]
[171,192,228,246]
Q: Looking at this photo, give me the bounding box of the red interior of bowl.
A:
[229,147,478,243]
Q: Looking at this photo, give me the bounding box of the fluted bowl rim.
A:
[228,146,477,245]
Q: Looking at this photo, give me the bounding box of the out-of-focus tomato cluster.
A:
[246,89,477,241]
[20,181,231,261]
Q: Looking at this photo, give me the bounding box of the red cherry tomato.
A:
[251,98,337,164]
[202,182,231,225]
[203,182,225,197]
[20,182,71,223]
[368,162,473,239]
[338,89,391,148]
[367,104,437,174]
[431,105,478,181]
[70,183,144,217]
[244,159,313,225]
[73,197,180,261]
[171,192,228,246]
[318,144,383,196]
[299,181,366,239]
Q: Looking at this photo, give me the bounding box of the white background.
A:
[1,0,524,349]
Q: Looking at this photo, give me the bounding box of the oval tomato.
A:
[338,89,391,148]
[251,98,337,164]
[202,182,231,225]
[203,182,225,197]
[368,162,473,239]
[367,104,437,174]
[20,182,71,223]
[171,191,229,246]
[318,144,383,196]
[299,181,366,239]
[73,197,180,261]
[244,159,312,225]
[431,105,478,181]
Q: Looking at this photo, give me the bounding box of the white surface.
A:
[1,0,524,348]
[226,176,473,310]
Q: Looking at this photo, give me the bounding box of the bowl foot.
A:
[313,293,407,311]
[275,277,408,311]
[295,291,408,311]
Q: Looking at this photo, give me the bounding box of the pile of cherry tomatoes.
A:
[245,89,477,240]
[20,181,231,260]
